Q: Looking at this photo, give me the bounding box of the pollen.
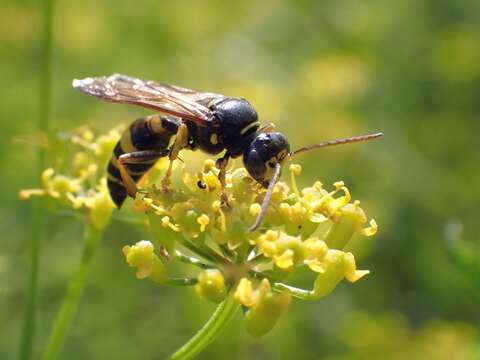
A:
[161,216,180,232]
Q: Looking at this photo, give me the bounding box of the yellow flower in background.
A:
[20,127,119,230]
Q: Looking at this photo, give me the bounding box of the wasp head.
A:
[243,132,290,187]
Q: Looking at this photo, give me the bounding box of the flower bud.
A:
[312,250,369,299]
[325,200,378,249]
[122,240,167,284]
[195,269,226,303]
[243,279,292,337]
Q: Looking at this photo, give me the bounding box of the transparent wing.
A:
[73,74,226,125]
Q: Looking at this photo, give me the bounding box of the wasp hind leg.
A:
[118,149,169,198]
[215,153,231,207]
[161,123,189,192]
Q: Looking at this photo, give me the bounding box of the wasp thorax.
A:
[212,98,258,129]
[243,132,290,187]
[197,98,260,156]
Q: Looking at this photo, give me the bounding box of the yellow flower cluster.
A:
[134,159,264,250]
[255,230,368,281]
[21,126,379,337]
[123,155,378,336]
[135,160,376,245]
[19,127,119,230]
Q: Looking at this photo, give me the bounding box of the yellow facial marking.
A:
[277,149,288,162]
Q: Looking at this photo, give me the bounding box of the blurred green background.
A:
[2,0,480,359]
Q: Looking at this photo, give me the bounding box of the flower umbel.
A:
[20,127,119,230]
[21,126,379,358]
[124,155,378,336]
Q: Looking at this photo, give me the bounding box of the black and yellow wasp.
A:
[73,74,382,231]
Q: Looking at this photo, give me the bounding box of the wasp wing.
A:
[73,74,225,125]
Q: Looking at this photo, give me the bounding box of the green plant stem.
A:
[20,199,46,360]
[179,237,227,265]
[41,225,103,360]
[272,282,317,300]
[20,0,55,359]
[169,293,240,360]
[175,250,213,269]
[163,278,199,286]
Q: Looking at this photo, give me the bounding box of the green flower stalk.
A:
[22,126,378,359]
[21,0,55,358]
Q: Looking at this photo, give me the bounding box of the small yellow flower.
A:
[84,179,115,230]
[234,278,270,308]
[122,240,167,283]
[234,278,255,306]
[197,214,210,232]
[249,203,261,217]
[234,278,292,337]
[312,249,369,299]
[161,216,180,232]
[195,269,226,303]
[289,164,302,176]
[123,240,156,279]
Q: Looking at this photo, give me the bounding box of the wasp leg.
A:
[162,123,189,192]
[118,150,169,198]
[215,153,230,206]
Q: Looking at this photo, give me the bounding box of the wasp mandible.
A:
[73,74,382,232]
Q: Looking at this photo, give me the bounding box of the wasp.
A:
[73,74,382,231]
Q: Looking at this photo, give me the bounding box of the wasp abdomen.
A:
[107,115,180,207]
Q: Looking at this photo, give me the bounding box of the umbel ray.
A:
[73,74,382,232]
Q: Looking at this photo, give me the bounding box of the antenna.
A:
[292,132,383,157]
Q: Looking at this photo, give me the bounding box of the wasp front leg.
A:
[161,123,189,192]
[215,153,230,206]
